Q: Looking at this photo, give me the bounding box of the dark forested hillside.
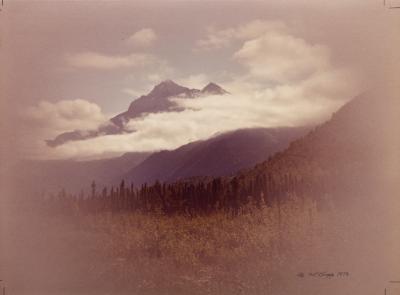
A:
[239,91,400,205]
[123,127,310,185]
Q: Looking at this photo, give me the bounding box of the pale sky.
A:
[1,0,399,160]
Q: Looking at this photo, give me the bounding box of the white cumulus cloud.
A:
[20,99,108,159]
[195,20,287,51]
[24,99,107,135]
[126,28,157,47]
[66,51,157,70]
[233,32,330,83]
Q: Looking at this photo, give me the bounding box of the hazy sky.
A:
[1,0,399,160]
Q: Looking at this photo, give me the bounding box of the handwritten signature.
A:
[297,272,350,279]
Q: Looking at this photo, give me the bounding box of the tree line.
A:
[42,169,329,217]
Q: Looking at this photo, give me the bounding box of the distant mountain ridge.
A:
[21,126,309,193]
[47,80,228,147]
[17,152,151,194]
[123,127,310,186]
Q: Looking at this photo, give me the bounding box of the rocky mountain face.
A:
[46,80,228,147]
[200,82,229,95]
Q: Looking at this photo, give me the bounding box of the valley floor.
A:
[2,196,399,295]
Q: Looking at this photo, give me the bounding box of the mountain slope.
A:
[236,91,400,205]
[110,80,199,128]
[47,80,228,147]
[123,127,310,185]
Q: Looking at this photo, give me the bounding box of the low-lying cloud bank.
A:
[23,99,107,137]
